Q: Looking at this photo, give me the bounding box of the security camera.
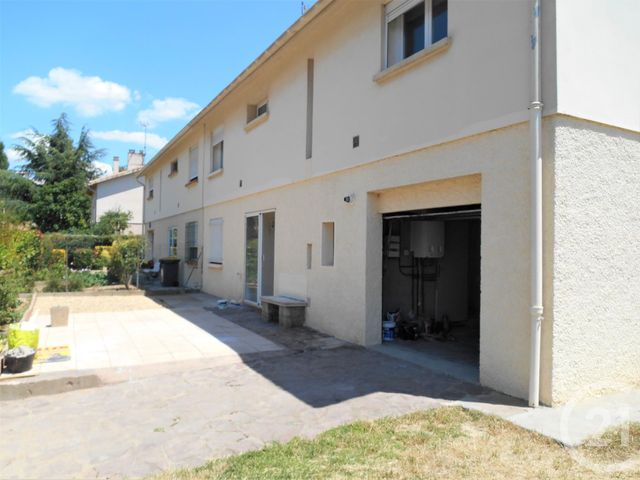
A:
[343,193,355,203]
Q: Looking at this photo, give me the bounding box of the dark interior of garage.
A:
[380,204,481,381]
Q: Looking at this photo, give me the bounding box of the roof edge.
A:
[138,0,336,177]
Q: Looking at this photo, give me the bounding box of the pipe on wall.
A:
[528,0,544,408]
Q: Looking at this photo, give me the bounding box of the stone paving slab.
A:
[6,294,283,380]
[0,345,498,479]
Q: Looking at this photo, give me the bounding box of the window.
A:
[321,222,335,266]
[147,176,154,200]
[169,159,178,176]
[188,146,199,182]
[211,127,224,173]
[306,243,312,270]
[208,218,223,264]
[385,0,448,68]
[168,226,178,257]
[247,100,269,124]
[257,101,268,117]
[185,221,198,262]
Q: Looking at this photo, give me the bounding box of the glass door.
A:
[245,215,260,303]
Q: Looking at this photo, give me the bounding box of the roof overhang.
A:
[137,0,337,179]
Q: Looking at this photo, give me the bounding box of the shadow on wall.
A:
[146,293,524,410]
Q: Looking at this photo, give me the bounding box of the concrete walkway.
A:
[1,293,637,479]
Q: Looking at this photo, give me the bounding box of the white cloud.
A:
[13,67,132,117]
[6,147,23,166]
[91,130,168,150]
[10,129,38,139]
[93,161,113,176]
[137,97,200,127]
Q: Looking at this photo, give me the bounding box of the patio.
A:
[7,293,283,377]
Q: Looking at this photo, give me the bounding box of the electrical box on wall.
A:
[410,221,445,258]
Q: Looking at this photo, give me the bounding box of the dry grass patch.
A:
[153,407,640,480]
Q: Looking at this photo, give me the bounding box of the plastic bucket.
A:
[382,321,396,342]
[7,324,40,350]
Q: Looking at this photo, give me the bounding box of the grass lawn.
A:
[154,407,639,480]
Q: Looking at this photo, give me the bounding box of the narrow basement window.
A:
[321,222,335,267]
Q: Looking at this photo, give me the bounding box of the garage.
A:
[379,204,481,382]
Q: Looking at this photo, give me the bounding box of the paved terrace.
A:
[1,293,638,479]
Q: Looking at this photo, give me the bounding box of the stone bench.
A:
[261,296,307,328]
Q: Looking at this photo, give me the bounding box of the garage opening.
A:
[379,204,481,382]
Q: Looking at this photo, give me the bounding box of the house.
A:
[90,150,145,234]
[138,0,640,407]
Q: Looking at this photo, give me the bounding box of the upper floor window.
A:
[210,127,224,174]
[188,145,199,183]
[385,0,448,68]
[147,176,154,200]
[169,159,178,176]
[247,100,269,124]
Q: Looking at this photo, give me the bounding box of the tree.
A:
[108,236,144,288]
[13,114,104,232]
[0,142,9,170]
[93,209,132,235]
[0,170,36,222]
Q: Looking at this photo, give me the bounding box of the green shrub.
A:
[108,236,144,288]
[0,276,20,325]
[73,271,108,288]
[93,245,112,269]
[70,248,93,270]
[44,268,84,292]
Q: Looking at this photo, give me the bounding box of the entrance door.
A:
[244,211,275,304]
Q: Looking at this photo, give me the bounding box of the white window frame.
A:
[168,226,178,257]
[384,0,434,69]
[208,218,224,265]
[185,221,198,262]
[210,127,224,174]
[188,146,199,182]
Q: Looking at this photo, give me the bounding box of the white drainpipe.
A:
[528,0,544,408]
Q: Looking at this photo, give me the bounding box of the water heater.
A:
[410,221,445,258]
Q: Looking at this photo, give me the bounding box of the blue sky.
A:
[0,0,315,173]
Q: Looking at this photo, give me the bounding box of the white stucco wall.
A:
[549,116,640,403]
[93,173,144,234]
[556,0,640,132]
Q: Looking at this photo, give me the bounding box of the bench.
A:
[261,296,307,328]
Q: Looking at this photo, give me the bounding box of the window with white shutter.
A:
[208,218,223,264]
[188,145,199,182]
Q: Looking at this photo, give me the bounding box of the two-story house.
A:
[138,0,640,407]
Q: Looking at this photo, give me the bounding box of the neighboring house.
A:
[90,150,145,234]
[138,0,640,407]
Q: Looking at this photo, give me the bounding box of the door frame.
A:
[243,209,276,306]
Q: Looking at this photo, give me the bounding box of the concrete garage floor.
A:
[1,293,638,479]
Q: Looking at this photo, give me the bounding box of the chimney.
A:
[127,149,145,169]
[113,156,120,174]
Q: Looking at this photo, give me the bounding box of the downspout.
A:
[528,0,544,408]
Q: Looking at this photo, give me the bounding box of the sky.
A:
[0,0,315,174]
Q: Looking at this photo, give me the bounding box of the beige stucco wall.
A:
[93,174,144,235]
[548,116,640,404]
[201,122,548,402]
[144,0,557,223]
